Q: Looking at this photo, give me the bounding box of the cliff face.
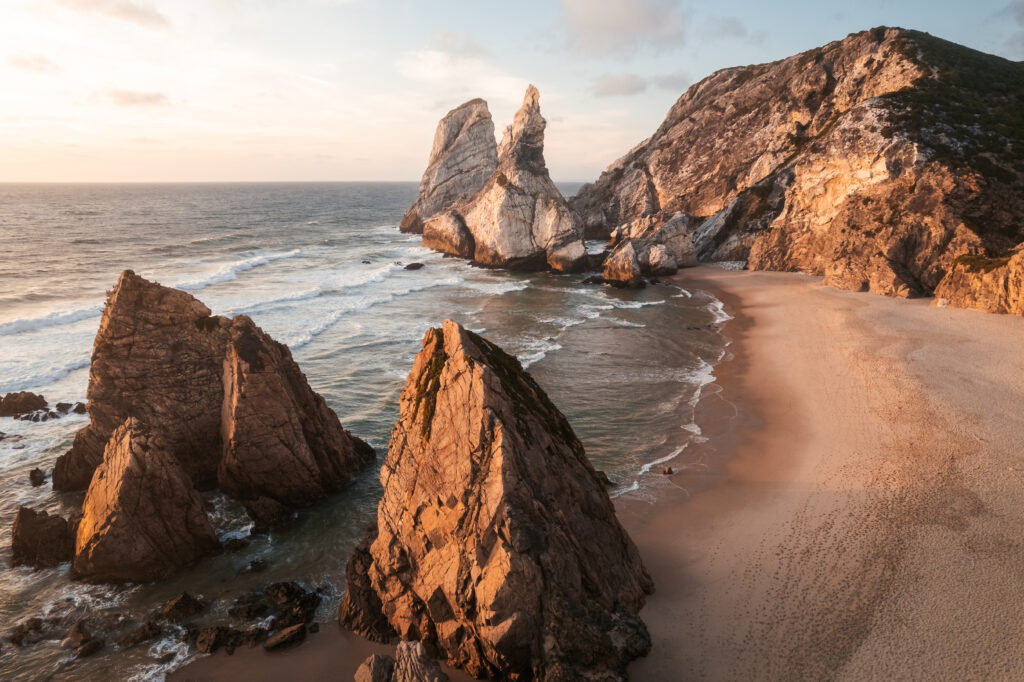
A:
[400,99,498,234]
[414,87,586,272]
[572,27,1024,310]
[340,320,652,680]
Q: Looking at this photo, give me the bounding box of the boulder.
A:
[0,391,46,417]
[29,468,46,486]
[356,654,396,682]
[642,244,679,276]
[61,621,104,658]
[355,642,449,682]
[263,581,320,628]
[341,320,653,680]
[160,592,206,621]
[117,620,162,648]
[11,507,76,568]
[602,241,645,288]
[218,316,375,506]
[416,87,585,272]
[400,98,498,234]
[72,419,220,583]
[933,248,1024,315]
[263,623,306,650]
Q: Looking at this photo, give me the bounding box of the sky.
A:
[1,0,1022,183]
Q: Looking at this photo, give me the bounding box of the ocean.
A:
[0,182,729,680]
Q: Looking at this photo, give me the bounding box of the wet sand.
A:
[624,266,1024,680]
[178,266,1024,680]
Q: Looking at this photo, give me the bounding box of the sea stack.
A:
[413,86,586,272]
[340,320,653,680]
[43,270,374,583]
[571,28,1024,313]
[54,270,374,505]
[73,419,219,583]
[399,99,498,234]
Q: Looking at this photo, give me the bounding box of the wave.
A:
[173,250,302,292]
[520,338,562,368]
[0,357,91,393]
[287,276,464,350]
[0,304,102,337]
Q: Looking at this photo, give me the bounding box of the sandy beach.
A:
[177,265,1024,680]
[625,266,1024,680]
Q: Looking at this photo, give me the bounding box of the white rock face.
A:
[409,86,585,271]
[643,244,678,276]
[400,99,497,234]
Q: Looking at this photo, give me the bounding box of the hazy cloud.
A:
[561,0,687,55]
[711,17,748,38]
[103,90,171,106]
[593,73,648,97]
[707,16,766,44]
[1005,1,1024,50]
[53,0,170,29]
[9,55,62,73]
[433,30,490,59]
[654,70,691,92]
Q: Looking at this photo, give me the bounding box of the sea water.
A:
[0,182,729,680]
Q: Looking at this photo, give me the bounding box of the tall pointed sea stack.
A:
[340,320,652,681]
[414,86,585,272]
[400,98,498,234]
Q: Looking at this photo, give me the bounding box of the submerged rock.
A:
[73,419,220,583]
[11,506,76,568]
[341,320,653,680]
[400,99,498,234]
[160,592,206,621]
[29,468,46,487]
[0,391,47,417]
[414,87,585,272]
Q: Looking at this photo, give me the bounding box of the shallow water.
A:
[0,183,728,680]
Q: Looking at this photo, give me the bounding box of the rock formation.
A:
[356,641,450,682]
[341,320,653,680]
[73,419,220,583]
[54,270,374,511]
[218,315,375,505]
[400,99,498,234]
[0,391,47,417]
[933,248,1024,314]
[571,28,1024,313]
[11,507,77,568]
[413,86,585,272]
[53,270,230,491]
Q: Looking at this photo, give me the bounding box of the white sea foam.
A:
[0,357,91,394]
[519,338,563,368]
[0,304,102,337]
[173,249,302,292]
[708,298,733,323]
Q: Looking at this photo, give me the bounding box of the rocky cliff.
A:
[400,99,498,235]
[572,27,1024,310]
[411,86,585,272]
[340,320,652,681]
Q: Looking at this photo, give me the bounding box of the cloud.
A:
[102,90,171,106]
[560,0,687,55]
[707,16,766,44]
[53,0,170,29]
[9,56,62,73]
[710,17,748,38]
[432,30,490,59]
[593,73,648,97]
[1004,1,1024,51]
[654,70,691,92]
